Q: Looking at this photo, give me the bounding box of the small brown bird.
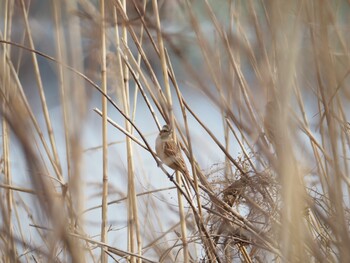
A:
[155,125,189,177]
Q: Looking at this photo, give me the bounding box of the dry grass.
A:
[0,0,350,262]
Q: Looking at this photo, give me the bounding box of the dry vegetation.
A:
[0,0,350,262]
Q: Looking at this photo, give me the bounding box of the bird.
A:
[155,124,189,177]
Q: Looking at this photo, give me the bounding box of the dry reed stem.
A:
[1,1,15,260]
[151,0,189,262]
[120,8,142,263]
[99,0,108,262]
[19,0,62,178]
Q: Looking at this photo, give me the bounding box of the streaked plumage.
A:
[155,125,189,176]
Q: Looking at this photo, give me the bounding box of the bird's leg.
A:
[168,171,176,181]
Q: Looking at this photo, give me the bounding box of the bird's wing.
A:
[163,140,180,161]
[163,140,187,172]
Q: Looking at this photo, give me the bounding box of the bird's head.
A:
[159,124,172,139]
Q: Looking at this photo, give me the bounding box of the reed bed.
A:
[0,0,350,262]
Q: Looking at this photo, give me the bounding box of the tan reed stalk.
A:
[269,2,306,261]
[99,0,108,262]
[205,2,260,130]
[115,1,138,261]
[183,100,245,175]
[312,5,350,260]
[4,78,79,262]
[165,50,219,261]
[112,5,125,100]
[52,0,71,185]
[184,0,228,111]
[119,3,143,262]
[114,1,176,126]
[64,0,87,227]
[182,102,280,252]
[166,50,202,210]
[2,107,15,263]
[93,107,210,261]
[246,0,272,81]
[82,185,176,214]
[117,43,162,127]
[1,1,15,260]
[69,232,157,263]
[292,82,334,213]
[115,0,134,258]
[94,108,148,150]
[130,1,148,131]
[151,1,189,261]
[19,0,62,176]
[0,184,35,195]
[0,61,27,262]
[52,2,85,260]
[1,38,83,261]
[111,0,125,245]
[12,196,31,262]
[0,45,64,183]
[64,0,85,116]
[226,120,258,174]
[110,5,166,127]
[306,3,350,261]
[27,222,157,263]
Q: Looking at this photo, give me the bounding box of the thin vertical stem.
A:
[19,0,62,177]
[2,0,15,260]
[151,0,188,261]
[52,0,70,183]
[118,1,142,261]
[117,1,136,261]
[100,0,108,262]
